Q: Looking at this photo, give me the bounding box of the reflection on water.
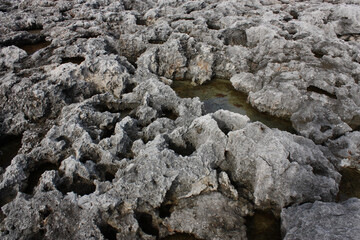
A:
[171,79,295,133]
[246,210,281,240]
[337,167,360,202]
[0,135,22,169]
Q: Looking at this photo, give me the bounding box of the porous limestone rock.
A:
[281,198,360,240]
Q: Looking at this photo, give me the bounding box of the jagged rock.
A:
[161,192,250,240]
[220,122,340,212]
[1,0,360,239]
[281,198,360,240]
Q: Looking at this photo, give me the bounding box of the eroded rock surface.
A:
[0,0,359,239]
[281,198,360,240]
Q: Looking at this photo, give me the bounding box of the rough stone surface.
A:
[0,0,359,239]
[281,198,360,240]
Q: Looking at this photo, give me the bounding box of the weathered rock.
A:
[1,0,359,239]
[220,122,340,212]
[281,198,360,240]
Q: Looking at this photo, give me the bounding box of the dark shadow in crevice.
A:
[337,167,360,202]
[100,126,115,140]
[28,229,46,240]
[221,29,247,46]
[245,210,281,240]
[123,82,136,94]
[168,140,196,157]
[134,211,159,237]
[136,17,147,26]
[0,186,17,208]
[149,39,166,45]
[57,175,96,196]
[0,135,22,169]
[160,233,204,240]
[320,125,331,133]
[61,56,85,65]
[207,21,221,30]
[307,86,337,99]
[311,49,326,59]
[172,17,195,22]
[55,136,71,149]
[98,223,118,240]
[289,10,298,19]
[158,188,176,219]
[22,162,58,195]
[96,164,117,182]
[92,103,120,114]
[79,150,101,164]
[212,118,231,135]
[160,107,179,121]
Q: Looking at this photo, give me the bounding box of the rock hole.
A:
[160,107,178,121]
[92,102,120,114]
[172,17,195,22]
[0,135,22,169]
[123,82,136,94]
[17,39,51,55]
[98,223,118,240]
[222,29,247,46]
[39,206,52,220]
[213,118,231,135]
[134,211,159,237]
[320,125,331,133]
[149,39,166,44]
[207,21,221,30]
[79,150,101,164]
[96,164,117,182]
[61,56,85,65]
[136,17,147,26]
[100,126,115,140]
[57,175,96,196]
[28,229,46,240]
[160,233,203,240]
[245,210,281,240]
[311,49,325,58]
[337,168,360,202]
[307,86,337,99]
[158,194,174,218]
[0,186,17,208]
[168,140,196,157]
[289,10,298,19]
[22,162,58,195]
[55,136,71,149]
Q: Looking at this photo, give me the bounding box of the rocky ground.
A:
[0,0,360,239]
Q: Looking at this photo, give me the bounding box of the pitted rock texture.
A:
[281,198,360,240]
[0,0,359,239]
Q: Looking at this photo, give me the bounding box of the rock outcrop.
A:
[1,0,360,239]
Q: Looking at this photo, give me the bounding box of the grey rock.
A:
[281,198,360,240]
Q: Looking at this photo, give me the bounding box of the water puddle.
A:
[18,40,51,55]
[337,167,360,202]
[171,79,295,133]
[245,210,281,240]
[0,135,22,169]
